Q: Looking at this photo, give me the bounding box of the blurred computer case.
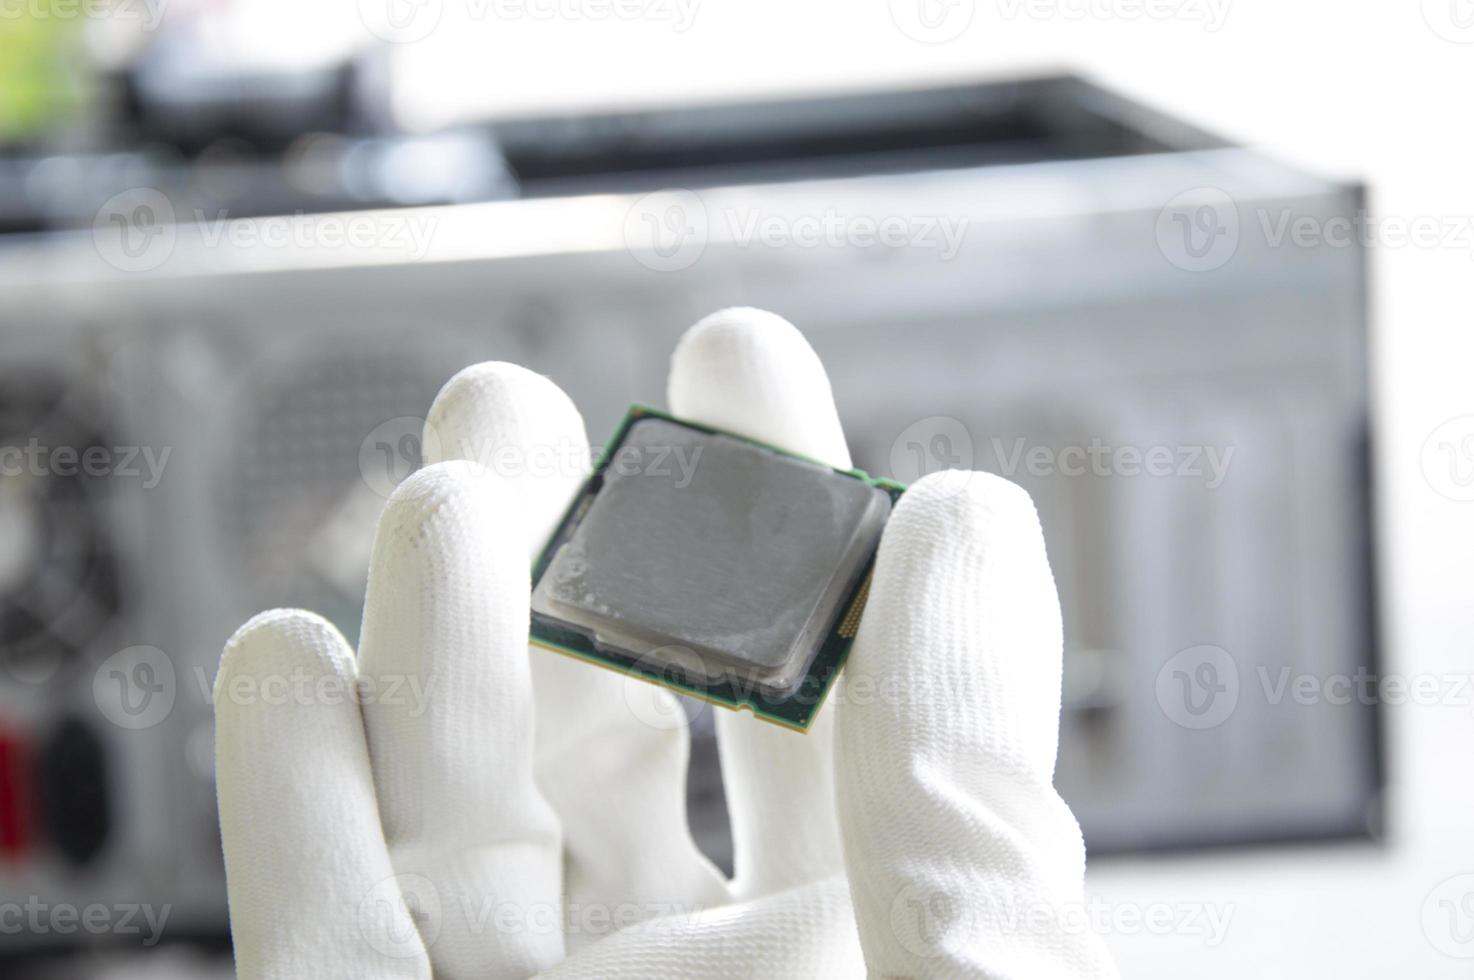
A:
[0,76,1376,949]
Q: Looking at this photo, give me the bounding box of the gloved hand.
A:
[214,308,1118,979]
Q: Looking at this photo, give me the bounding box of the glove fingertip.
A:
[425,360,588,468]
[668,307,851,468]
[217,609,356,708]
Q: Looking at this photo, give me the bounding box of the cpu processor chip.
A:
[530,406,903,731]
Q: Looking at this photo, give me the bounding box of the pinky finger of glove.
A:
[215,610,431,979]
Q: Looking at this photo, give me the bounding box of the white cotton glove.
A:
[214,308,1119,980]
